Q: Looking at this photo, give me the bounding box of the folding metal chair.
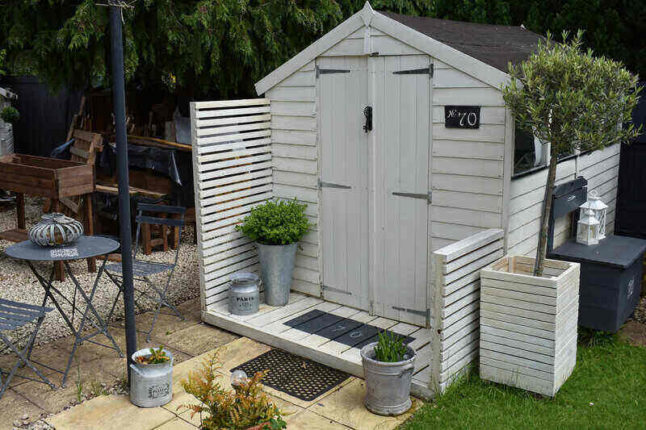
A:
[0,298,55,399]
[106,203,186,341]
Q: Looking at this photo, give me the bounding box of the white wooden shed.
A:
[193,2,620,398]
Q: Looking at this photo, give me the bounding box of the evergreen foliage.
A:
[0,1,642,98]
[236,199,311,246]
[503,31,641,276]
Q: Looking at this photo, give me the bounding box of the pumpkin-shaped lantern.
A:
[579,190,608,240]
[577,208,600,246]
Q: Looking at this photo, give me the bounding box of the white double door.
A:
[319,55,431,327]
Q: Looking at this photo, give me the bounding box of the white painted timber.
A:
[202,291,435,399]
[431,229,504,394]
[191,99,273,310]
[507,144,620,257]
[267,60,321,297]
[480,255,580,397]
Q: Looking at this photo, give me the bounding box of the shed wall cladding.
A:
[266,25,507,300]
[507,144,620,256]
[266,60,320,297]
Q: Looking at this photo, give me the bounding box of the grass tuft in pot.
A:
[374,331,407,363]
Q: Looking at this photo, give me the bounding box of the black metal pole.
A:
[109,5,137,381]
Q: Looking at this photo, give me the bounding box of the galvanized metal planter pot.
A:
[130,348,173,408]
[256,242,297,306]
[28,213,83,247]
[360,342,416,416]
[480,256,580,397]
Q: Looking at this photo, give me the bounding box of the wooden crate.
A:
[479,256,580,397]
[0,154,94,199]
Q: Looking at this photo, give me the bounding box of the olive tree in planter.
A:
[361,331,416,416]
[479,31,642,396]
[236,199,310,306]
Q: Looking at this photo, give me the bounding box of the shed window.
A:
[514,127,548,175]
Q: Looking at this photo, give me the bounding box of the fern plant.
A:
[235,199,311,245]
[374,331,407,363]
[180,352,286,430]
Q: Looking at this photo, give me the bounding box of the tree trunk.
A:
[534,153,559,277]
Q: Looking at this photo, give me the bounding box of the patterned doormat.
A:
[230,349,350,401]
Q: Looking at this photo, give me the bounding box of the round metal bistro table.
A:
[5,236,123,386]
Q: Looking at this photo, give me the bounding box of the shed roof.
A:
[380,11,543,72]
[255,2,542,95]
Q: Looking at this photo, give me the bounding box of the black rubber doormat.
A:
[230,349,350,401]
[284,309,415,349]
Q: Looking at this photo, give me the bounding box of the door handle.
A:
[363,106,372,133]
[392,191,432,203]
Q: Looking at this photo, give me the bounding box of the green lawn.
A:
[403,334,646,430]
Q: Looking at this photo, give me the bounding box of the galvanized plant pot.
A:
[360,342,416,416]
[130,348,173,408]
[256,242,297,306]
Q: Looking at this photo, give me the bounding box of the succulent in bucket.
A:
[135,346,170,365]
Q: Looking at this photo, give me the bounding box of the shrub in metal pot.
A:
[236,199,311,306]
[361,331,416,416]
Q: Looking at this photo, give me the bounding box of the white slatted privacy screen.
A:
[191,99,272,309]
[431,229,504,393]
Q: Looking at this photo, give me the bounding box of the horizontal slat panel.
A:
[196,113,270,128]
[195,105,270,119]
[194,99,269,109]
[196,121,271,137]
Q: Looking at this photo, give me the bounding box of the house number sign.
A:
[445,106,480,129]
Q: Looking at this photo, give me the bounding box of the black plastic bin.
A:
[549,235,646,332]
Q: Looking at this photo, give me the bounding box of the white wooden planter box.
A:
[479,256,580,397]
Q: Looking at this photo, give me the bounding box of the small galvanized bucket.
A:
[229,272,260,316]
[360,342,416,416]
[130,348,173,408]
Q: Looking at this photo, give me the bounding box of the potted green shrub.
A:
[236,199,310,306]
[360,331,416,416]
[130,346,174,408]
[181,352,286,430]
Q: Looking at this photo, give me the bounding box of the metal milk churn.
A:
[130,348,173,408]
[229,272,260,316]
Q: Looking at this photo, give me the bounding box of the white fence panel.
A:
[431,229,504,393]
[191,99,272,310]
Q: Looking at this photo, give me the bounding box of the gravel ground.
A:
[0,197,200,354]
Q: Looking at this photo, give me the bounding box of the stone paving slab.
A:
[47,395,176,430]
[46,336,420,430]
[0,390,47,430]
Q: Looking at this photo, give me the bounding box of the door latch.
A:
[363,106,373,133]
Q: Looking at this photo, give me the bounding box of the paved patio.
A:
[0,297,420,429]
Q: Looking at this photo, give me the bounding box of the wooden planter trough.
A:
[479,256,580,397]
[0,154,94,198]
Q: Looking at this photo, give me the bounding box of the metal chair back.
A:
[133,203,186,266]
